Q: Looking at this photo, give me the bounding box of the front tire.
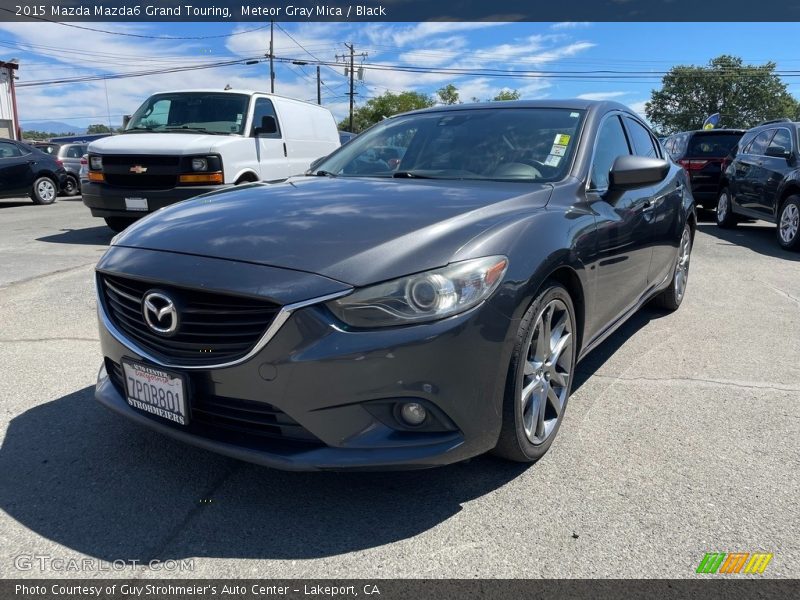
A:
[777,196,800,251]
[493,282,577,463]
[716,188,737,228]
[104,217,137,233]
[652,222,692,311]
[30,176,57,205]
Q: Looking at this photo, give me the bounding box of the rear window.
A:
[686,133,743,158]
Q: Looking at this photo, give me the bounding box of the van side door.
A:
[251,97,292,181]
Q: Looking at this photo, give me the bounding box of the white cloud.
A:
[576,91,628,100]
[550,22,592,30]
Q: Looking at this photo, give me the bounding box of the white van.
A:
[82,89,340,231]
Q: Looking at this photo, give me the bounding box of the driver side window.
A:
[590,116,631,191]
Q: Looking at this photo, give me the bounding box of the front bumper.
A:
[94,258,517,471]
[82,181,229,218]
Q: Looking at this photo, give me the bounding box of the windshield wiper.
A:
[124,126,154,133]
[392,171,434,179]
[313,170,338,178]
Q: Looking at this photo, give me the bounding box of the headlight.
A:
[327,256,508,328]
[191,158,208,171]
[89,156,102,170]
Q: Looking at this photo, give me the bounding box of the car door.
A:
[733,129,774,212]
[250,96,291,181]
[758,127,795,216]
[0,141,33,198]
[585,114,654,335]
[622,116,683,287]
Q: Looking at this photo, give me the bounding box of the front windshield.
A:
[125,92,250,135]
[315,107,585,182]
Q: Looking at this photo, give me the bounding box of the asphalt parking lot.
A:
[0,195,798,579]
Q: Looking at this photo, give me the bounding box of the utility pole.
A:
[337,43,367,131]
[269,21,275,93]
[317,66,321,105]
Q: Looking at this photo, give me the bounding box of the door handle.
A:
[283,143,287,157]
[642,199,654,211]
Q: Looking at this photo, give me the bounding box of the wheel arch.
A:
[777,183,800,218]
[234,170,259,184]
[541,265,586,358]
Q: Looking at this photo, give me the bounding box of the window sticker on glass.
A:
[544,155,562,167]
[553,133,571,146]
[570,112,580,118]
[550,144,567,157]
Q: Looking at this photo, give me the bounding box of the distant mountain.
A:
[21,121,87,135]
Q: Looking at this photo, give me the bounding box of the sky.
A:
[3,21,800,130]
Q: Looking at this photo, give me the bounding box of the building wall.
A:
[0,65,17,139]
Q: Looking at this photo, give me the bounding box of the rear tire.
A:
[493,282,577,463]
[652,222,692,311]
[104,217,136,233]
[30,176,57,205]
[61,174,80,197]
[716,187,737,229]
[777,196,800,251]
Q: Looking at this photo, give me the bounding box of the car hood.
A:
[88,132,239,155]
[114,177,553,287]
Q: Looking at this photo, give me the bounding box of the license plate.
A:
[124,197,148,211]
[121,359,188,426]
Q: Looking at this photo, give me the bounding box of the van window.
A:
[251,98,281,138]
[126,92,250,135]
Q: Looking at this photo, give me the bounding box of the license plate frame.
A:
[121,358,189,426]
[124,197,148,212]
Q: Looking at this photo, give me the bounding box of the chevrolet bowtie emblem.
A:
[129,165,148,174]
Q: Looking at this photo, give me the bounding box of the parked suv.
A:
[32,142,87,196]
[717,119,800,250]
[0,139,67,204]
[663,129,745,208]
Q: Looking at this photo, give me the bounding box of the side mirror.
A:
[254,115,278,137]
[122,115,131,129]
[609,155,669,190]
[765,145,791,159]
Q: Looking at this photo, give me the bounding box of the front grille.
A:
[99,154,181,189]
[100,273,281,366]
[106,360,322,448]
[104,174,177,189]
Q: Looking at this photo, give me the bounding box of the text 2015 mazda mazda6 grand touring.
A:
[93,100,695,470]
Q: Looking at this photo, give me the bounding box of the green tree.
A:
[86,123,113,134]
[646,55,800,133]
[436,84,461,105]
[493,89,522,101]
[338,91,435,132]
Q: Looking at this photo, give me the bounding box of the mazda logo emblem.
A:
[142,291,178,335]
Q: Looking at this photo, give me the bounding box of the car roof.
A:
[399,99,641,119]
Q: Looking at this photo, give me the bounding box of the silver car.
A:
[32,142,87,196]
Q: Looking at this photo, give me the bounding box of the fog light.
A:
[399,402,427,426]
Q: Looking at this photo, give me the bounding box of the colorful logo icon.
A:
[697,552,773,574]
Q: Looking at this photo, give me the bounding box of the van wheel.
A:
[62,174,80,196]
[30,177,57,205]
[716,188,737,228]
[777,196,800,251]
[104,217,136,233]
[493,282,576,463]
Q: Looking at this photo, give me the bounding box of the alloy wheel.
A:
[779,203,799,244]
[37,179,55,203]
[674,226,692,302]
[520,299,573,445]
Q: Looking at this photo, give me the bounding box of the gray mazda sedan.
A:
[93,100,695,470]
